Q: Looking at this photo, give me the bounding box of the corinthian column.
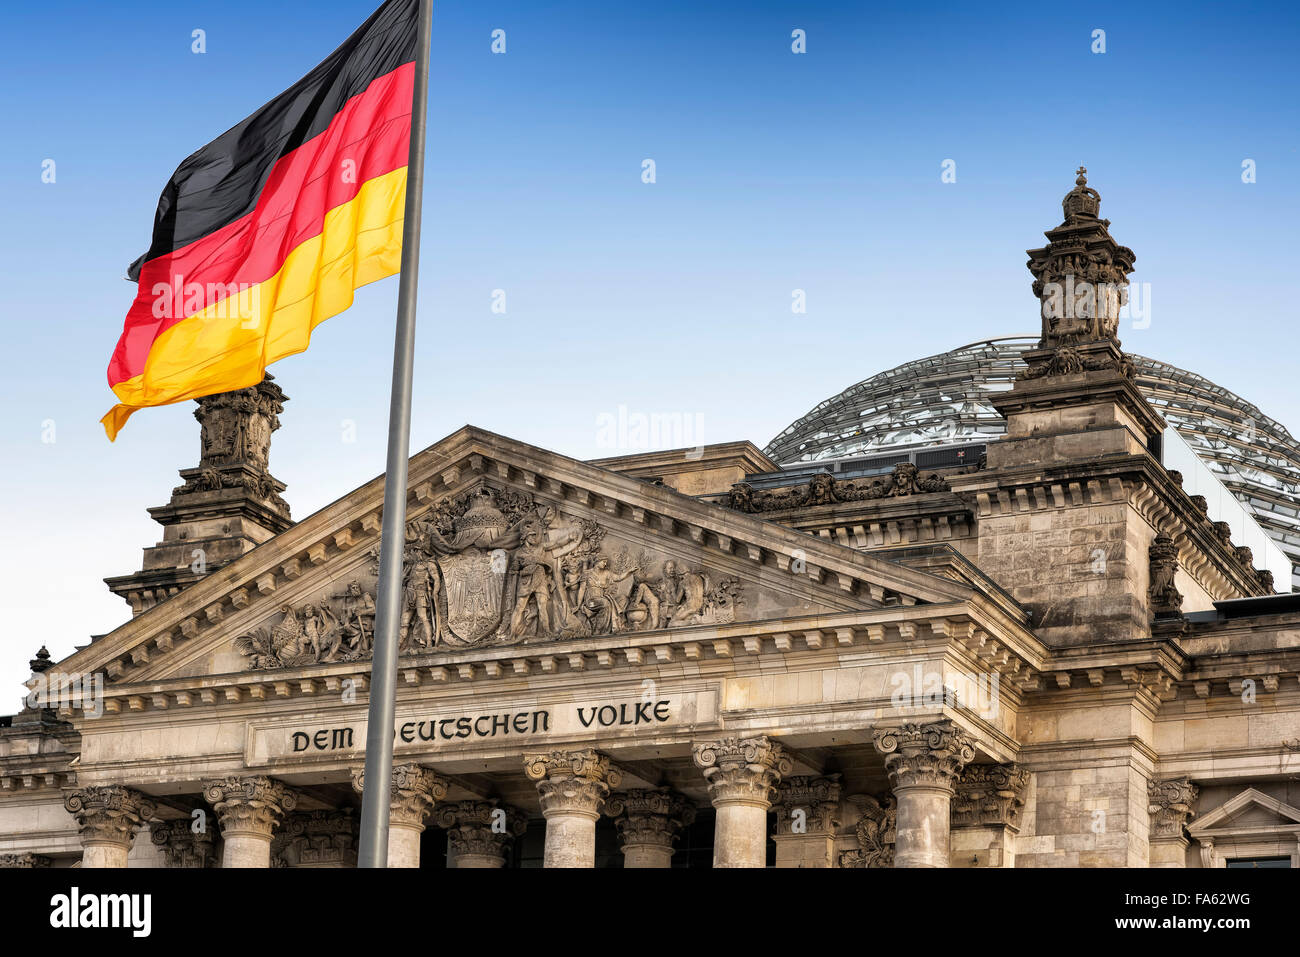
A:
[605,788,696,868]
[772,775,842,868]
[1147,777,1198,868]
[693,736,791,868]
[873,722,975,868]
[952,764,1029,867]
[434,800,528,868]
[351,763,449,868]
[64,786,156,868]
[203,776,297,868]
[524,749,621,868]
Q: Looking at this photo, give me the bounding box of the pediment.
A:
[1189,788,1300,838]
[51,426,980,689]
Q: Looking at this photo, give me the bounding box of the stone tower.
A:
[949,169,1261,645]
[105,376,293,616]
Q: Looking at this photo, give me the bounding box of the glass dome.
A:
[765,336,1300,587]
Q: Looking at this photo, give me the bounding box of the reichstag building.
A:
[3,170,1298,869]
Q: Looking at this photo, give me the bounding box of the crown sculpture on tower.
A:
[1019,167,1138,380]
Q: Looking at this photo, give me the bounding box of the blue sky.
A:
[1,0,1297,708]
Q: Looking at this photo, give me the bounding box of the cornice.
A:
[54,602,1049,721]
[587,440,779,477]
[951,451,1265,599]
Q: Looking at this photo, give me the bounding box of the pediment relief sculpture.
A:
[231,483,746,670]
[726,462,949,514]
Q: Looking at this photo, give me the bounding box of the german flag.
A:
[103,0,419,440]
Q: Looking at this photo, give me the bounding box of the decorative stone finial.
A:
[29,646,53,674]
[1024,168,1136,357]
[1062,166,1101,222]
[106,375,293,615]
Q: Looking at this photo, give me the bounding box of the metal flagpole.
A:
[357,0,434,868]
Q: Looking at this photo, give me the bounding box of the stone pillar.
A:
[150,818,217,868]
[951,764,1029,867]
[772,774,842,868]
[605,788,696,868]
[524,749,621,868]
[693,736,791,868]
[873,722,975,868]
[272,810,359,868]
[351,763,449,868]
[434,800,528,868]
[1148,777,1198,868]
[203,776,297,868]
[64,785,156,869]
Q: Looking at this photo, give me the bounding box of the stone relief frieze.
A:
[726,462,949,514]
[231,484,745,670]
[233,581,376,670]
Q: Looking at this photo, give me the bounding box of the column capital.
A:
[64,785,156,848]
[351,763,450,829]
[872,722,976,791]
[434,799,528,864]
[150,818,217,868]
[953,763,1030,831]
[772,774,842,835]
[524,749,621,818]
[1148,776,1199,840]
[202,775,297,839]
[0,853,53,868]
[272,809,358,867]
[692,735,792,807]
[605,788,696,851]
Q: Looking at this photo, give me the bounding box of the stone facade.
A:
[2,172,1298,868]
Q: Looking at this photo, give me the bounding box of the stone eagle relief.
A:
[232,485,743,670]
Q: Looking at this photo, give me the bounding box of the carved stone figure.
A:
[300,603,344,662]
[510,522,561,638]
[726,482,756,513]
[1148,536,1183,619]
[667,563,708,625]
[839,794,896,868]
[806,472,839,506]
[398,557,441,651]
[338,580,376,654]
[233,583,378,670]
[576,556,639,633]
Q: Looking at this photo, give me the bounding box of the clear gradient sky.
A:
[1,0,1297,709]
